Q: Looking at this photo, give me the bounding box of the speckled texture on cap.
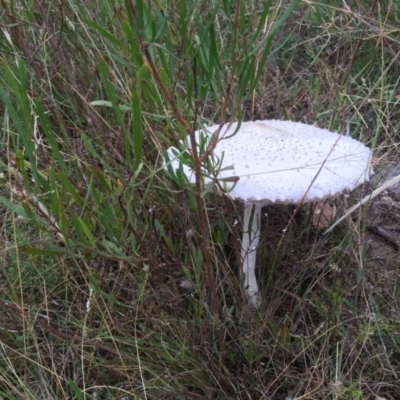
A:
[166,120,372,204]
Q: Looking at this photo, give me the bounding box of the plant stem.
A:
[143,48,218,317]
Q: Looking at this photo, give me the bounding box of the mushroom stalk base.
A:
[241,203,262,307]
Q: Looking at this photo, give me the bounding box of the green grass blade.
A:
[252,0,301,54]
[0,196,29,219]
[35,100,66,169]
[131,89,142,172]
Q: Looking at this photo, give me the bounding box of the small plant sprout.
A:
[166,120,372,307]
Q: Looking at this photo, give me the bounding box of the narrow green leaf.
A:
[152,10,168,42]
[121,0,146,65]
[208,24,222,86]
[251,0,301,55]
[0,196,29,219]
[35,101,66,169]
[83,19,129,51]
[48,162,59,217]
[237,56,256,100]
[16,60,32,136]
[21,247,72,256]
[68,379,85,400]
[21,202,35,220]
[88,273,134,308]
[80,133,101,160]
[77,217,96,248]
[155,219,174,251]
[250,37,273,92]
[72,214,88,245]
[98,59,131,144]
[195,1,221,50]
[131,89,142,172]
[90,166,112,193]
[163,151,178,184]
[251,350,267,363]
[0,86,35,171]
[57,194,70,246]
[102,239,126,257]
[58,170,84,207]
[343,298,362,314]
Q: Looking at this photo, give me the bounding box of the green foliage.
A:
[0,0,399,398]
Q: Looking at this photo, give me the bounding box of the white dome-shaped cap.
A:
[166,120,372,204]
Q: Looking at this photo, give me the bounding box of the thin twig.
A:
[142,47,218,317]
[325,174,400,234]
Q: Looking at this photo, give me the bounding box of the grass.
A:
[1,0,400,398]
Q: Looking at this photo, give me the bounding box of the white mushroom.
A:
[165,120,372,307]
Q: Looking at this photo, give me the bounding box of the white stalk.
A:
[241,203,262,307]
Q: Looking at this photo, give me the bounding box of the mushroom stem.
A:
[241,203,262,307]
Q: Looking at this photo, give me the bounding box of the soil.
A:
[362,162,400,296]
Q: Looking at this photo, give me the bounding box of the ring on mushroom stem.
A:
[165,120,372,308]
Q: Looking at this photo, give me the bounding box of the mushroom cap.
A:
[166,120,372,204]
